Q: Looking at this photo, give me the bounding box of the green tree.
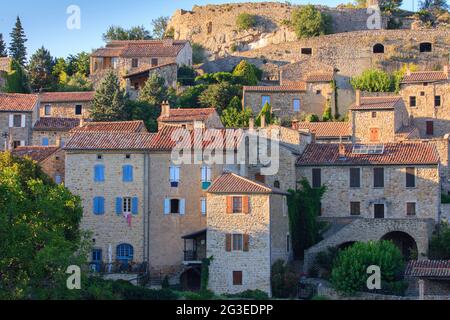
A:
[232,60,260,86]
[192,43,206,65]
[178,65,198,86]
[52,57,68,84]
[429,223,450,259]
[255,102,274,126]
[123,99,160,132]
[236,13,257,31]
[322,103,333,122]
[58,73,93,92]
[151,16,169,39]
[175,84,207,108]
[28,47,56,91]
[91,70,126,121]
[330,241,405,296]
[103,25,152,42]
[199,82,241,112]
[350,69,394,92]
[221,96,253,128]
[378,0,403,13]
[138,73,168,106]
[305,113,320,122]
[67,52,90,77]
[420,0,449,11]
[3,59,30,93]
[0,33,7,57]
[291,5,332,39]
[9,17,27,66]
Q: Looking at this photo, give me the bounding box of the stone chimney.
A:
[161,101,170,118]
[406,67,412,76]
[338,142,346,159]
[55,136,61,147]
[79,118,84,127]
[249,117,254,131]
[260,116,266,128]
[355,90,361,106]
[444,65,449,77]
[163,38,174,46]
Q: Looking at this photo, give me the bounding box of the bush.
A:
[225,290,269,300]
[429,223,450,259]
[322,105,333,122]
[111,280,179,300]
[311,295,330,300]
[305,114,320,122]
[162,276,170,289]
[232,60,261,86]
[350,69,394,92]
[271,260,299,298]
[180,290,215,300]
[236,13,257,31]
[178,66,198,86]
[314,247,339,279]
[330,241,405,296]
[291,5,332,39]
[192,43,206,64]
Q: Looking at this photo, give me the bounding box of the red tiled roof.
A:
[39,91,95,103]
[0,93,39,112]
[123,62,177,78]
[305,73,334,83]
[158,108,217,122]
[34,117,80,131]
[70,120,146,133]
[402,71,449,84]
[350,96,403,110]
[92,40,189,58]
[65,132,156,151]
[208,172,287,195]
[12,146,60,162]
[295,122,351,138]
[296,142,439,166]
[243,84,306,92]
[405,260,450,278]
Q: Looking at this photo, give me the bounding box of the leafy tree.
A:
[9,17,27,66]
[392,63,418,93]
[52,57,68,83]
[420,0,449,11]
[291,5,332,39]
[271,260,299,298]
[330,241,405,296]
[195,72,236,85]
[91,70,126,121]
[66,52,90,77]
[0,152,86,299]
[305,113,320,122]
[178,65,198,86]
[138,73,168,106]
[287,178,326,258]
[322,104,333,122]
[28,47,56,91]
[350,69,393,92]
[255,102,274,126]
[3,59,30,93]
[103,25,152,42]
[151,16,169,39]
[378,0,403,13]
[175,84,207,108]
[199,82,241,112]
[232,60,259,86]
[429,223,450,259]
[58,73,93,92]
[192,43,206,65]
[221,96,253,128]
[0,33,7,57]
[123,99,160,132]
[236,13,257,31]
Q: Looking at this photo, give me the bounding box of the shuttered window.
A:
[406,202,416,216]
[349,168,360,188]
[94,165,105,182]
[406,167,416,188]
[373,168,384,188]
[232,234,243,251]
[201,198,207,216]
[122,165,133,182]
[350,202,361,216]
[312,168,321,188]
[233,271,243,286]
[93,197,105,215]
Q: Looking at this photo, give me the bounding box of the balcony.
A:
[182,229,207,264]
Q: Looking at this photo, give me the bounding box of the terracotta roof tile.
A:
[296,142,439,166]
[65,132,156,151]
[243,84,306,92]
[402,71,449,84]
[294,122,351,138]
[70,120,146,133]
[158,108,217,122]
[305,73,334,83]
[405,260,450,278]
[0,93,39,112]
[350,96,403,110]
[208,172,287,195]
[92,40,189,58]
[12,146,60,162]
[34,117,80,131]
[39,91,95,103]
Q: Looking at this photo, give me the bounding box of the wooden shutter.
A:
[226,196,233,214]
[312,168,321,188]
[132,197,138,215]
[233,271,243,285]
[8,114,13,128]
[243,234,249,252]
[179,199,186,215]
[242,196,249,214]
[164,199,170,215]
[115,197,122,215]
[225,234,232,252]
[21,115,26,127]
[369,128,380,142]
[426,121,434,135]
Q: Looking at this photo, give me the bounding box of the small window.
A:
[409,96,416,107]
[350,202,361,216]
[123,197,132,214]
[261,95,271,108]
[97,154,103,160]
[301,48,312,55]
[316,90,322,95]
[406,167,416,188]
[170,199,180,214]
[420,91,425,96]
[233,271,243,286]
[232,234,243,251]
[374,204,385,219]
[55,175,62,184]
[274,180,281,188]
[75,105,82,115]
[126,154,131,159]
[293,99,300,112]
[406,202,416,216]
[373,167,384,188]
[44,105,51,116]
[201,198,207,216]
[312,168,321,188]
[426,121,434,135]
[372,112,377,118]
[435,95,441,107]
[13,115,22,127]
[419,42,432,53]
[151,58,158,67]
[92,249,102,262]
[233,197,243,213]
[132,58,139,68]
[349,168,360,188]
[373,43,384,54]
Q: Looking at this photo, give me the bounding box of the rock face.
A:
[167,2,387,59]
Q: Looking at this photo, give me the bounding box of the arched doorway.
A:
[381,231,418,259]
[373,43,385,54]
[180,267,201,291]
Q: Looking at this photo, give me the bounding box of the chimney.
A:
[260,116,266,128]
[291,119,299,130]
[249,117,254,131]
[444,65,449,77]
[161,101,170,118]
[56,136,61,147]
[406,67,411,76]
[338,142,346,159]
[79,118,84,127]
[163,38,174,46]
[355,90,361,106]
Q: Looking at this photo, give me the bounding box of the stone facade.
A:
[32,130,72,147]
[0,110,38,151]
[40,148,66,183]
[39,101,92,119]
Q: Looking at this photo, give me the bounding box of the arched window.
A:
[274,181,281,188]
[420,42,432,53]
[116,243,134,262]
[373,43,384,54]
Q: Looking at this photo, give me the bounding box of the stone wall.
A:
[40,148,66,183]
[270,194,291,263]
[39,101,92,119]
[32,130,72,147]
[0,111,35,151]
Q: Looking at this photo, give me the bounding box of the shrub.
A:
[181,290,215,300]
[350,69,394,92]
[236,13,257,31]
[314,247,340,279]
[330,241,405,296]
[305,114,320,122]
[429,223,450,259]
[271,260,299,298]
[192,43,206,64]
[177,65,198,86]
[322,105,333,122]
[291,5,332,39]
[225,290,269,300]
[232,60,261,85]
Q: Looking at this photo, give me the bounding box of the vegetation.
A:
[3,59,30,93]
[0,33,7,57]
[304,114,320,122]
[221,97,253,128]
[313,247,340,279]
[287,179,327,258]
[322,103,333,122]
[224,290,269,300]
[330,241,406,296]
[291,5,332,39]
[271,260,299,298]
[232,60,261,86]
[103,25,152,42]
[236,13,258,31]
[200,257,213,291]
[177,65,198,86]
[28,46,55,91]
[351,69,394,92]
[255,102,274,127]
[429,223,450,259]
[192,43,206,65]
[378,0,403,14]
[151,16,170,39]
[139,73,168,106]
[9,16,27,66]
[199,82,242,112]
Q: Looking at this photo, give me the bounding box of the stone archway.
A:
[180,267,201,291]
[381,231,418,260]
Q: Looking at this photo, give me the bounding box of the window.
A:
[409,96,416,107]
[349,168,361,188]
[373,167,384,188]
[123,197,132,214]
[93,197,105,215]
[170,166,180,187]
[232,234,243,251]
[261,95,270,108]
[316,90,322,95]
[374,204,385,219]
[151,58,158,67]
[132,58,139,68]
[233,271,243,286]
[75,105,82,115]
[134,82,139,90]
[350,202,361,216]
[163,198,185,215]
[116,244,133,262]
[274,180,280,188]
[13,114,22,127]
[419,42,432,53]
[233,197,243,213]
[226,196,249,214]
[426,121,434,135]
[201,198,207,216]
[122,165,134,182]
[435,95,441,107]
[44,105,51,116]
[301,48,312,55]
[312,168,321,188]
[116,197,138,215]
[13,141,23,149]
[293,99,300,112]
[406,167,416,188]
[406,202,416,216]
[94,164,105,182]
[373,43,384,54]
[201,166,211,189]
[372,112,377,118]
[55,175,62,184]
[97,154,103,160]
[126,154,131,159]
[91,249,102,272]
[42,137,49,146]
[420,91,425,96]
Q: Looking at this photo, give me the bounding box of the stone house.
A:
[206,172,290,295]
[404,260,450,297]
[70,120,148,133]
[157,102,223,130]
[33,117,80,147]
[12,146,65,184]
[0,93,39,151]
[39,91,95,119]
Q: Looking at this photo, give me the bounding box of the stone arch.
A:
[180,266,201,291]
[381,231,418,259]
[373,43,384,54]
[419,42,432,53]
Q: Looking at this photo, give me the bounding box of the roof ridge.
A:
[228,172,273,192]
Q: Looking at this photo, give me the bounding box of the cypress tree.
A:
[9,17,27,65]
[0,33,7,57]
[91,70,126,121]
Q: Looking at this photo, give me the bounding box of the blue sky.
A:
[1,0,415,59]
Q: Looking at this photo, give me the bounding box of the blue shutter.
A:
[42,137,49,146]
[123,165,133,182]
[93,197,98,215]
[164,199,170,215]
[94,165,105,182]
[132,197,138,215]
[93,197,104,215]
[180,199,186,215]
[116,197,122,215]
